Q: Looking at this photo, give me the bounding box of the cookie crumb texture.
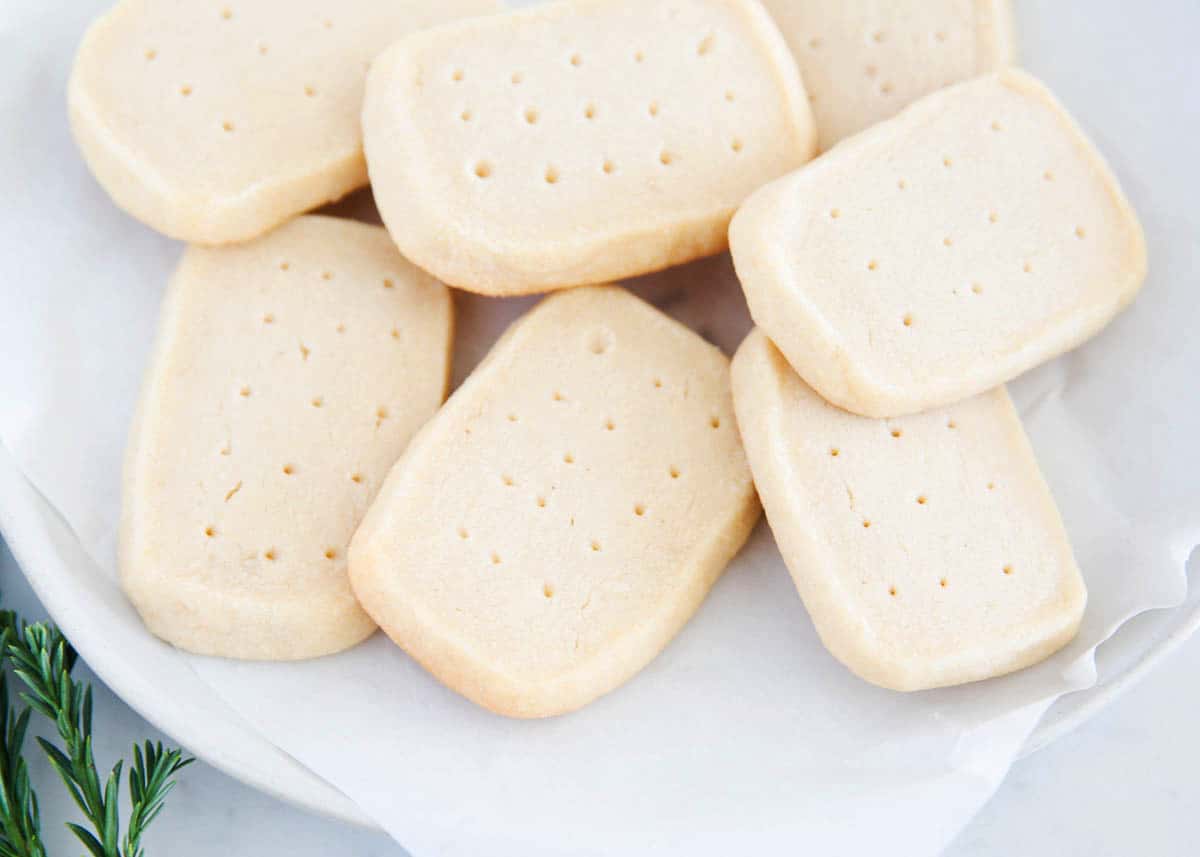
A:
[120,216,453,660]
[731,69,1147,418]
[68,0,500,244]
[362,0,816,296]
[760,0,1015,150]
[732,330,1085,691]
[350,287,761,717]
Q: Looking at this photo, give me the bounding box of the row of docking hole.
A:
[144,11,339,128]
[466,92,744,182]
[804,29,954,101]
[829,425,1012,596]
[827,150,1084,329]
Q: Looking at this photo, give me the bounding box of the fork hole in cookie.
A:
[311,397,323,408]
[552,390,565,402]
[888,586,897,597]
[730,138,743,153]
[282,464,295,476]
[940,578,948,588]
[830,447,840,457]
[890,429,902,438]
[584,103,597,120]
[604,419,615,431]
[473,161,492,179]
[710,416,721,429]
[634,50,645,63]
[971,283,984,295]
[145,48,157,60]
[902,314,914,327]
[491,552,502,566]
[543,582,554,598]
[524,107,539,125]
[1075,226,1087,239]
[350,473,363,484]
[669,466,681,479]
[544,166,559,185]
[862,520,871,528]
[590,540,602,552]
[263,549,277,561]
[304,85,316,98]
[602,159,615,175]
[452,69,464,82]
[648,102,660,118]
[457,527,469,540]
[222,120,235,133]
[324,548,337,560]
[1002,565,1014,576]
[725,90,736,102]
[220,7,232,20]
[563,453,575,464]
[570,53,582,67]
[204,526,216,538]
[653,377,663,389]
[536,496,547,509]
[867,259,878,271]
[586,328,613,354]
[916,495,928,505]
[460,109,472,122]
[634,503,646,517]
[180,85,192,96]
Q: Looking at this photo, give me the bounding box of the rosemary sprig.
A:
[0,610,192,857]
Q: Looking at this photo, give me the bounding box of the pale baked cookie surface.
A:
[362,0,816,296]
[732,329,1085,692]
[69,0,500,244]
[349,286,761,717]
[760,0,1015,150]
[120,216,453,660]
[731,70,1147,418]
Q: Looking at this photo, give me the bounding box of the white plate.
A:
[2,0,1199,846]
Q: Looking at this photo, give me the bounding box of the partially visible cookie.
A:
[362,0,816,296]
[349,286,761,717]
[120,216,453,660]
[731,69,1147,418]
[731,329,1086,691]
[69,0,500,244]
[760,0,1015,150]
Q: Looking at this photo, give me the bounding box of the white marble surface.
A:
[1,538,1195,855]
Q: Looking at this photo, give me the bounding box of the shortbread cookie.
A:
[362,0,816,296]
[69,0,499,244]
[349,286,761,717]
[120,216,453,660]
[731,330,1086,691]
[760,0,1015,150]
[730,70,1147,418]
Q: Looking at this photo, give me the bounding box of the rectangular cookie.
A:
[730,69,1147,418]
[120,216,452,660]
[760,0,1015,150]
[362,0,816,296]
[349,286,761,717]
[731,329,1086,691]
[69,0,500,244]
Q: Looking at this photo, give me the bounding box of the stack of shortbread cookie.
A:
[72,0,1144,716]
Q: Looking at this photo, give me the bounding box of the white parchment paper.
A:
[1,1,1198,855]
